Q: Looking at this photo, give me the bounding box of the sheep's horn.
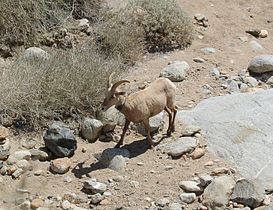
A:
[111,80,130,92]
[108,72,115,88]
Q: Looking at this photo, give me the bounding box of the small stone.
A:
[81,118,103,142]
[199,174,213,187]
[248,55,273,74]
[19,200,31,210]
[99,198,110,206]
[246,76,258,87]
[130,180,140,188]
[240,83,249,92]
[14,150,32,160]
[0,139,11,160]
[193,57,205,63]
[204,161,214,166]
[34,170,43,176]
[166,137,197,158]
[201,47,216,54]
[61,200,71,210]
[211,167,230,176]
[90,193,104,204]
[30,149,49,161]
[160,61,190,82]
[179,180,203,193]
[194,13,206,22]
[0,165,7,175]
[12,168,24,179]
[64,176,73,183]
[180,193,196,204]
[137,162,144,166]
[169,202,182,210]
[83,180,107,194]
[16,160,30,171]
[103,191,112,197]
[7,155,18,165]
[239,36,248,42]
[210,68,220,77]
[50,157,72,174]
[156,198,170,207]
[0,126,8,141]
[191,147,206,159]
[7,165,17,175]
[259,30,268,38]
[31,198,44,209]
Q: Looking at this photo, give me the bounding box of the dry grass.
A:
[0,44,124,127]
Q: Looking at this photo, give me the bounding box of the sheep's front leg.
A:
[115,119,130,148]
[143,119,154,149]
[164,107,173,136]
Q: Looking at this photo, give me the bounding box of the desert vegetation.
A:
[0,0,193,127]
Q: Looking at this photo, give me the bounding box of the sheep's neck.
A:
[115,95,126,111]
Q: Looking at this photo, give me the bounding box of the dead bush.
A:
[0,44,124,126]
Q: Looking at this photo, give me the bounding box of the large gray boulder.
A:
[23,47,49,61]
[177,89,273,191]
[80,118,103,142]
[248,55,273,74]
[43,122,77,158]
[160,61,189,82]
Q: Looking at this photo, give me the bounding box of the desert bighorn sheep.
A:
[101,72,177,148]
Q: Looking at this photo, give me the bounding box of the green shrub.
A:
[0,45,124,126]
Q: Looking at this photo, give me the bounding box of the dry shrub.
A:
[96,0,194,57]
[0,44,124,126]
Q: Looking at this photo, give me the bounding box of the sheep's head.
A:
[101,72,130,111]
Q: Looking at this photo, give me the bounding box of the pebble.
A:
[34,170,43,176]
[50,157,71,174]
[14,150,32,161]
[199,174,213,187]
[204,161,214,166]
[211,167,230,176]
[31,198,44,209]
[12,168,24,179]
[179,180,203,193]
[61,200,71,210]
[259,29,268,38]
[180,193,196,204]
[83,180,107,194]
[193,57,205,63]
[191,147,206,159]
[90,193,104,204]
[156,198,170,207]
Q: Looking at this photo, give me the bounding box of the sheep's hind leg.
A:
[142,119,154,149]
[164,107,173,136]
[115,119,130,148]
[170,106,178,132]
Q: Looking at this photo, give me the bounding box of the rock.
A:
[179,180,203,193]
[250,40,264,52]
[191,147,206,159]
[194,13,206,22]
[96,106,126,128]
[193,57,205,63]
[16,160,30,171]
[83,180,107,194]
[211,167,230,176]
[31,198,44,209]
[14,150,31,160]
[34,170,43,176]
[246,76,259,87]
[169,203,182,210]
[231,179,265,208]
[180,193,196,204]
[80,118,103,142]
[266,76,273,86]
[165,137,197,158]
[30,149,49,161]
[61,200,71,210]
[199,174,213,187]
[22,139,37,149]
[210,68,220,77]
[12,168,24,179]
[90,193,104,204]
[0,126,8,141]
[201,47,216,54]
[156,198,170,207]
[19,200,31,210]
[240,83,249,92]
[160,61,190,82]
[177,89,273,191]
[181,124,201,136]
[239,36,248,42]
[94,148,130,170]
[7,155,17,165]
[43,122,77,158]
[134,112,164,135]
[50,157,71,174]
[23,47,49,60]
[203,176,235,209]
[0,165,7,175]
[0,139,10,160]
[259,30,268,38]
[77,18,89,31]
[226,79,240,93]
[248,55,273,74]
[108,155,127,172]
